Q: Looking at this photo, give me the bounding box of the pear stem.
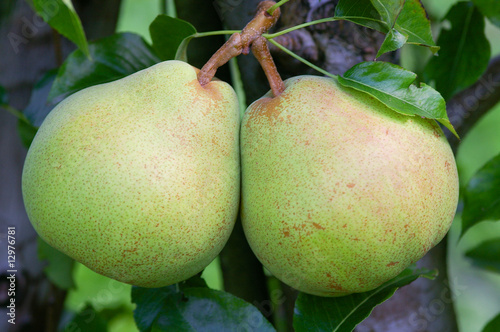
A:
[197,33,243,86]
[252,36,285,97]
[197,1,284,96]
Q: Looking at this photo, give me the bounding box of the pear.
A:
[241,75,459,296]
[22,60,240,287]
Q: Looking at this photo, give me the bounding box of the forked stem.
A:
[252,36,285,96]
[197,33,243,86]
[197,1,285,96]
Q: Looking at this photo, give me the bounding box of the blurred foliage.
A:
[461,153,500,236]
[116,0,162,43]
[0,0,16,24]
[423,2,490,101]
[38,238,76,289]
[65,264,137,332]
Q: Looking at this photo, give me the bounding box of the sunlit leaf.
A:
[32,0,89,57]
[335,0,437,56]
[370,0,404,28]
[395,0,439,53]
[338,61,457,137]
[334,0,388,32]
[376,28,408,58]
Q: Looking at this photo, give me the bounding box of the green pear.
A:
[241,75,459,296]
[22,60,240,287]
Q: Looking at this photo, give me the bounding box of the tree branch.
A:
[446,55,500,152]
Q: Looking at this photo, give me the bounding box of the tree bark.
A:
[446,55,500,152]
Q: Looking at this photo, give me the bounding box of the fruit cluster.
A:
[22,1,458,296]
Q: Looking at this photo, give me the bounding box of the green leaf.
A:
[461,153,500,236]
[423,2,491,101]
[149,15,197,61]
[179,274,209,290]
[62,304,108,332]
[13,71,57,148]
[132,286,276,332]
[338,61,458,137]
[293,266,436,332]
[65,264,132,313]
[37,237,75,289]
[0,85,8,105]
[334,0,388,33]
[24,69,58,127]
[482,313,500,332]
[0,0,16,23]
[17,120,38,149]
[376,28,408,58]
[473,0,500,28]
[32,0,89,57]
[0,85,25,122]
[0,85,36,146]
[465,238,500,273]
[132,285,176,331]
[49,32,161,102]
[395,0,439,53]
[175,35,196,62]
[369,0,404,28]
[335,0,438,56]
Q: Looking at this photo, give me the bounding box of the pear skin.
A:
[22,60,240,287]
[241,75,459,296]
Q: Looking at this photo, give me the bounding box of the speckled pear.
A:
[22,60,240,287]
[241,75,459,296]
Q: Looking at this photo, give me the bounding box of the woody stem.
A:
[251,36,285,97]
[197,1,281,86]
